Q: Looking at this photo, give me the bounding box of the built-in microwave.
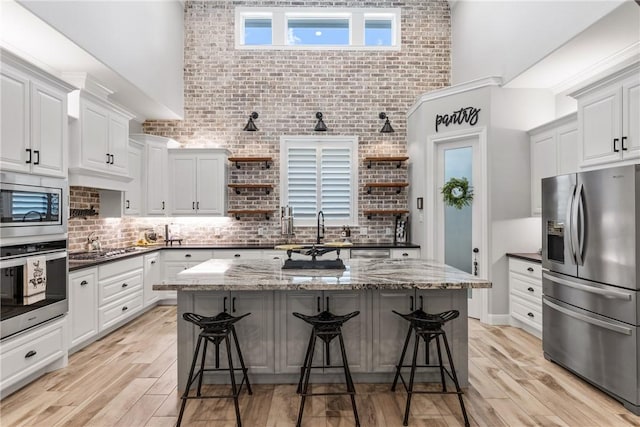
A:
[0,172,67,239]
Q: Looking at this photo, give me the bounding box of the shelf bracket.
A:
[265,213,270,220]
[367,213,373,220]
[396,160,402,168]
[367,160,372,169]
[366,186,372,195]
[265,188,271,195]
[396,188,402,194]
[235,161,241,169]
[235,188,241,195]
[264,161,271,169]
[234,213,241,220]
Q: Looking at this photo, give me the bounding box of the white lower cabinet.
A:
[99,292,144,331]
[143,252,161,307]
[390,248,420,259]
[162,250,214,301]
[68,268,98,349]
[0,317,67,397]
[509,258,543,337]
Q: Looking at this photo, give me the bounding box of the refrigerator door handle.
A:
[543,298,633,336]
[543,272,633,300]
[567,184,578,264]
[577,183,585,265]
[571,183,583,265]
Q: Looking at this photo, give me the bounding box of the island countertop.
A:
[153,258,492,291]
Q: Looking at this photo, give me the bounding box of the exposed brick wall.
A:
[69,0,451,250]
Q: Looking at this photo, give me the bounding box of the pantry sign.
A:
[435,107,481,132]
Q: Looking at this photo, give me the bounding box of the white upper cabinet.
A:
[529,114,577,216]
[124,140,144,216]
[68,88,135,190]
[574,64,640,168]
[129,133,171,216]
[168,149,228,216]
[0,52,72,178]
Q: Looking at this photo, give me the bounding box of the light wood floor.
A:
[2,306,640,426]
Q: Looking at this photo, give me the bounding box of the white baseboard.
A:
[486,314,511,325]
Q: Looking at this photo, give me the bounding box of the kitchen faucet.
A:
[316,210,324,244]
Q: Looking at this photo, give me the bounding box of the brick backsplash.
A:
[69,0,451,250]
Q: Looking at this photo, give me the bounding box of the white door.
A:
[169,154,197,215]
[196,154,224,215]
[108,113,129,176]
[435,135,485,320]
[622,74,640,160]
[30,81,67,177]
[0,65,30,173]
[81,100,110,171]
[146,142,168,215]
[125,142,144,216]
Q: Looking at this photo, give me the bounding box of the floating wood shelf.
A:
[364,182,409,194]
[228,157,272,169]
[363,209,409,219]
[228,184,274,195]
[228,209,274,220]
[365,156,409,168]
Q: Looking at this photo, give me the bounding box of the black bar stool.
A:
[177,311,253,427]
[293,309,360,427]
[391,308,470,427]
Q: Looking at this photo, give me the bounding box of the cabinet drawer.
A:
[511,294,542,330]
[214,249,262,259]
[510,273,542,305]
[99,269,143,306]
[98,256,144,280]
[1,318,65,386]
[509,258,542,279]
[390,248,420,259]
[162,250,213,262]
[99,291,143,331]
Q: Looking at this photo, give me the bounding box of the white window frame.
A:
[235,7,400,51]
[280,135,359,227]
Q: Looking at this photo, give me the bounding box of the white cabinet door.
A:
[372,290,413,372]
[81,99,111,172]
[0,65,30,173]
[108,113,129,176]
[531,129,557,216]
[169,154,197,215]
[30,80,67,177]
[124,141,144,216]
[196,154,225,215]
[578,85,621,167]
[231,291,275,374]
[146,142,168,215]
[556,121,578,175]
[69,268,98,349]
[622,75,640,160]
[143,252,161,307]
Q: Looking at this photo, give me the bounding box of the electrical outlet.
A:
[385,227,392,236]
[360,227,368,235]
[258,226,266,236]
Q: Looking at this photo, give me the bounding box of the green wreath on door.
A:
[441,177,474,210]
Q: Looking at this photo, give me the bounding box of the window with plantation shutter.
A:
[281,136,358,226]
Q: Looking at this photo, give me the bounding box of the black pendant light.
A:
[379,112,395,133]
[314,112,327,132]
[243,112,259,131]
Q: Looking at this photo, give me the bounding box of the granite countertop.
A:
[153,258,492,291]
[506,252,542,263]
[68,242,421,271]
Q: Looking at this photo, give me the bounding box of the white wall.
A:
[18,0,184,119]
[451,0,627,85]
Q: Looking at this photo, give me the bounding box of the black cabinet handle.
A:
[527,312,534,318]
[192,202,195,210]
[223,296,228,313]
[527,287,534,292]
[622,136,628,151]
[234,253,240,258]
[151,260,156,265]
[25,350,37,358]
[326,296,330,311]
[185,254,192,258]
[26,148,32,164]
[106,153,111,164]
[613,138,620,153]
[122,306,128,311]
[317,296,321,312]
[527,267,534,272]
[419,295,424,310]
[162,201,165,210]
[33,150,40,165]
[197,201,200,209]
[110,154,114,164]
[126,200,130,209]
[80,280,88,286]
[410,295,414,311]
[122,283,128,288]
[402,252,408,257]
[232,297,236,313]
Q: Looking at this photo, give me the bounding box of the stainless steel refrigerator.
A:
[542,164,639,415]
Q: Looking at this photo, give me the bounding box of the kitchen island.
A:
[154,258,491,389]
